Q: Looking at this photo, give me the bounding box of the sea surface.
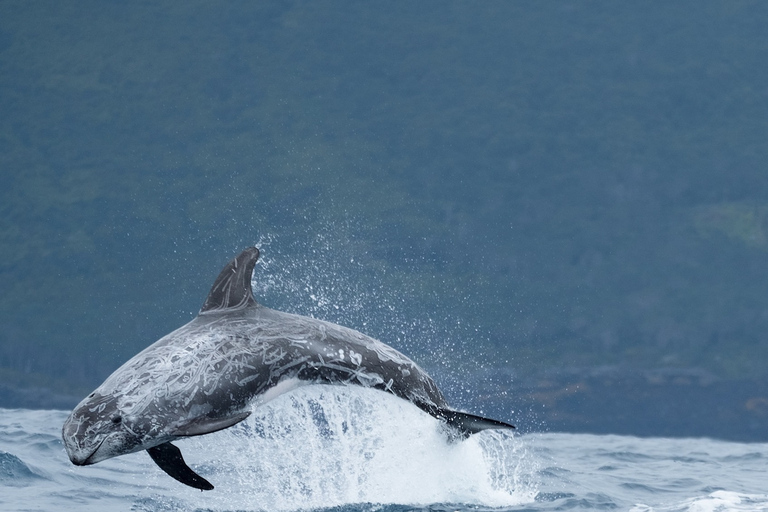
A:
[1,386,766,512]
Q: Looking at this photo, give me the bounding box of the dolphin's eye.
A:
[111,415,122,424]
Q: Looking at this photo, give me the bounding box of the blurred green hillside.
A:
[1,1,768,405]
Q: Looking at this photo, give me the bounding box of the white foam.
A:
[175,385,537,510]
[631,490,768,512]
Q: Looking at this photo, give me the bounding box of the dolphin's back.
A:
[239,307,513,438]
[252,306,449,413]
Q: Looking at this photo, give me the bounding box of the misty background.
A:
[1,2,767,440]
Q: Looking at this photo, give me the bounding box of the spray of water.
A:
[168,385,537,510]
[250,230,407,332]
[249,228,506,401]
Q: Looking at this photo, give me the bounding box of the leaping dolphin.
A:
[62,247,514,490]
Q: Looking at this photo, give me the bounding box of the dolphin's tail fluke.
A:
[438,408,515,439]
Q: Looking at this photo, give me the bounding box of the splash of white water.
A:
[169,385,537,510]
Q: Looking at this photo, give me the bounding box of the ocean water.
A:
[1,386,766,512]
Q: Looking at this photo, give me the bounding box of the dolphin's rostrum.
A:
[62,248,514,490]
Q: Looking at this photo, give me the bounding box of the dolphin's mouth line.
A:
[78,436,106,466]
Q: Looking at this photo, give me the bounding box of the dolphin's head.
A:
[61,391,144,466]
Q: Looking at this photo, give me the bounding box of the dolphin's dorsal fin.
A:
[200,247,260,313]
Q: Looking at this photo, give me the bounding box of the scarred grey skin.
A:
[62,248,513,490]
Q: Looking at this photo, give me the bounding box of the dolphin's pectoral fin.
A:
[147,442,214,491]
[200,247,260,313]
[438,408,515,439]
[173,411,252,437]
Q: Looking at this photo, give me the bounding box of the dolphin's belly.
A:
[253,377,308,405]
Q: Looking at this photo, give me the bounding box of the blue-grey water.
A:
[2,387,766,512]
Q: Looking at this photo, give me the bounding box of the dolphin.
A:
[62,247,514,490]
